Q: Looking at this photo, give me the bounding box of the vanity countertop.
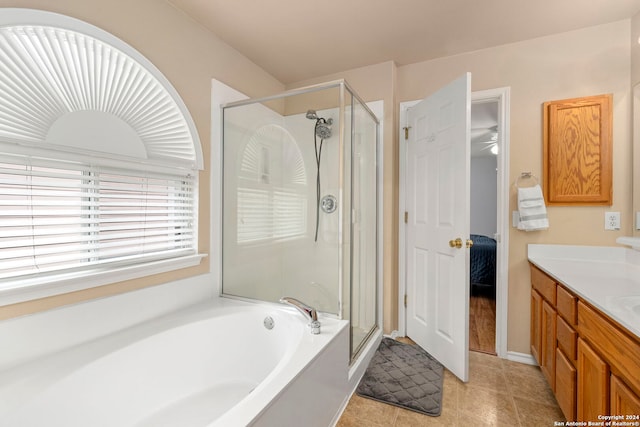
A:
[528,244,640,340]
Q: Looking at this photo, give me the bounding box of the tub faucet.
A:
[279,297,321,335]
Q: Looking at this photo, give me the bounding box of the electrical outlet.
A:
[604,212,620,230]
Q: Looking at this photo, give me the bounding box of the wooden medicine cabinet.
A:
[543,94,612,205]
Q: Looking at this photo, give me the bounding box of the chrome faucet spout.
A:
[279,297,321,334]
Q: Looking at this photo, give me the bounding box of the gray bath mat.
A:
[356,337,444,416]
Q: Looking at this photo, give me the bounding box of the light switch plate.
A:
[512,211,520,228]
[605,211,620,230]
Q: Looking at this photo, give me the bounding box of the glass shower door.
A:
[349,97,378,358]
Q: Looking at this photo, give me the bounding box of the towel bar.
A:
[515,172,539,188]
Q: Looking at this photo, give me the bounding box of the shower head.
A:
[315,122,332,139]
[307,109,333,139]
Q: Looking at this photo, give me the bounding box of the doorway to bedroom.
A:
[399,85,510,363]
[469,99,498,355]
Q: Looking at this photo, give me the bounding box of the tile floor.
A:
[337,347,565,427]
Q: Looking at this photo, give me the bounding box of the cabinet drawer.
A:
[557,315,577,362]
[557,285,577,325]
[578,301,640,396]
[530,265,556,304]
[556,347,576,421]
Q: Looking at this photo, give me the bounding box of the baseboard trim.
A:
[375,335,537,367]
[505,350,537,365]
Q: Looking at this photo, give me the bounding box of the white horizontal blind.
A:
[236,135,307,244]
[237,185,306,244]
[273,189,307,238]
[237,188,271,243]
[0,153,195,280]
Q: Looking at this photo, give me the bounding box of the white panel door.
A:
[405,73,471,382]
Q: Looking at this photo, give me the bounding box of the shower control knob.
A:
[321,195,337,214]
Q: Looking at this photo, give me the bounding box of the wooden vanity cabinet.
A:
[577,337,609,420]
[557,316,577,360]
[556,347,577,420]
[578,300,640,416]
[611,375,640,417]
[541,300,557,388]
[554,282,579,420]
[530,265,566,399]
[530,265,556,374]
[530,263,640,422]
[531,289,542,364]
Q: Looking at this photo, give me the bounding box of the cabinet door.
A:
[556,348,577,421]
[577,338,609,421]
[541,300,557,389]
[543,94,612,205]
[611,375,640,417]
[531,289,542,365]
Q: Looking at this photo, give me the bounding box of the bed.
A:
[469,234,496,294]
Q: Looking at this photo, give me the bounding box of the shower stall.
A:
[221,80,379,360]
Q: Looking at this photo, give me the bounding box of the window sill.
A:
[0,254,207,307]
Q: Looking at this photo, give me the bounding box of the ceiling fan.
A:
[471,124,498,155]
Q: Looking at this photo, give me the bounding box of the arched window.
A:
[0,9,203,303]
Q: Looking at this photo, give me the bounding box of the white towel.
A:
[517,185,549,231]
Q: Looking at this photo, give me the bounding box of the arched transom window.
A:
[0,9,204,303]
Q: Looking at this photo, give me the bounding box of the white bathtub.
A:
[0,298,350,427]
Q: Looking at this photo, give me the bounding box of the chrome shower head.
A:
[315,122,332,139]
[306,109,332,139]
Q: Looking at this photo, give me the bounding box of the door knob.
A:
[466,239,474,248]
[449,238,463,249]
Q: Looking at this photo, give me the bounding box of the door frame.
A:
[398,86,510,358]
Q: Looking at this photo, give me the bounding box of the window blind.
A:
[237,186,306,243]
[0,152,196,281]
[235,129,307,245]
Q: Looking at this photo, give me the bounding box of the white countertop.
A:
[528,244,640,340]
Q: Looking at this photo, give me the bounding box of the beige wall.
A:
[631,11,640,86]
[398,20,632,353]
[0,0,284,320]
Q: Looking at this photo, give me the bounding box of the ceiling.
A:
[169,0,640,85]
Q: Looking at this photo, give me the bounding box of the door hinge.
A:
[404,294,407,308]
[404,211,408,223]
[403,126,411,140]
